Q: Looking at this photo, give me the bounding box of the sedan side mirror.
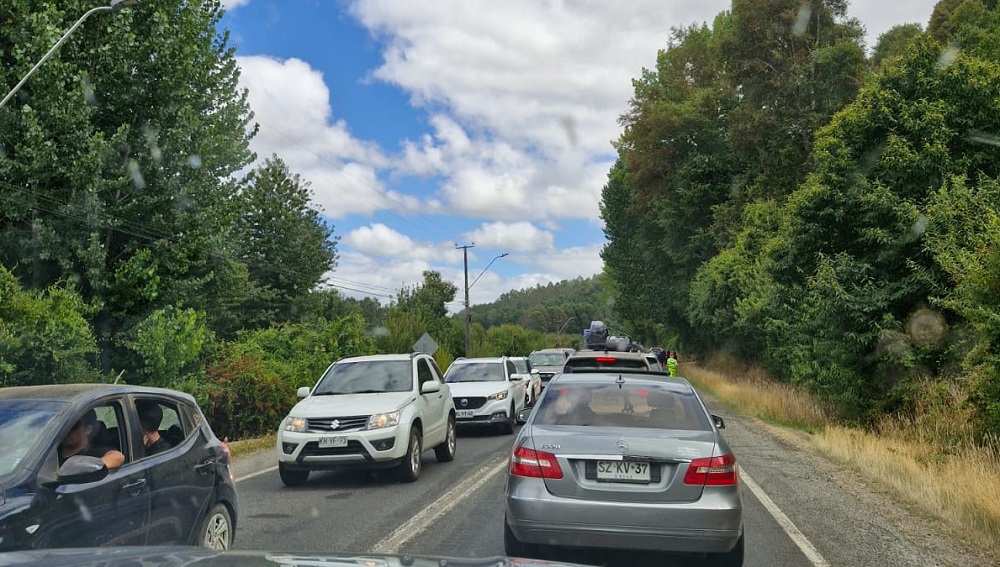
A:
[509,374,523,381]
[712,414,726,429]
[516,407,532,424]
[296,386,311,399]
[421,381,441,394]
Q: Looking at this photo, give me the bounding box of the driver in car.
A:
[58,409,125,470]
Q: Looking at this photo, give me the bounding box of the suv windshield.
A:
[0,400,64,477]
[528,353,566,366]
[313,361,413,394]
[445,363,505,383]
[533,383,709,430]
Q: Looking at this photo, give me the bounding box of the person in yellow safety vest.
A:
[666,351,678,377]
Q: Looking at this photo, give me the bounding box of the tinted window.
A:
[134,398,185,458]
[0,400,64,477]
[417,359,435,386]
[313,361,414,394]
[445,362,505,382]
[533,383,710,430]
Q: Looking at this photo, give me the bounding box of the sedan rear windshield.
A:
[532,383,709,430]
[445,363,505,382]
[313,361,413,394]
[0,400,65,477]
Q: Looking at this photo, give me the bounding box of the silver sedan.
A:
[504,372,744,565]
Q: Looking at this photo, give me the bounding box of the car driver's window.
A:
[417,360,434,387]
[57,403,128,470]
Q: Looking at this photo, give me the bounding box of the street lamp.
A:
[555,316,577,345]
[0,0,139,110]
[458,249,509,357]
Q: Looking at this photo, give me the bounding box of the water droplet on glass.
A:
[81,75,96,106]
[371,327,390,337]
[79,503,93,522]
[792,4,811,37]
[967,130,1000,147]
[910,214,928,239]
[310,507,320,518]
[906,308,947,348]
[188,154,202,169]
[937,45,959,69]
[127,159,146,189]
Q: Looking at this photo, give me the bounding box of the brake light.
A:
[510,445,563,479]
[595,357,617,363]
[683,454,738,486]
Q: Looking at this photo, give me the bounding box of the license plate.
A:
[456,409,474,418]
[318,436,347,448]
[596,460,650,482]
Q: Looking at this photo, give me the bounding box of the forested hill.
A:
[467,275,613,334]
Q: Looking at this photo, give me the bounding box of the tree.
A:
[228,155,338,330]
[871,24,924,70]
[0,0,256,372]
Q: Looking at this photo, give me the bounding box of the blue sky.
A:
[217,0,940,309]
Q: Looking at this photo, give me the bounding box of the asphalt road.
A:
[229,399,977,567]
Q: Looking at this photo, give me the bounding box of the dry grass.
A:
[684,355,1000,558]
[228,433,276,458]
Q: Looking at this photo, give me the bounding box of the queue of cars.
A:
[0,346,742,565]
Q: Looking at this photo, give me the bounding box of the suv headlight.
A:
[489,391,508,401]
[367,411,400,430]
[283,416,307,433]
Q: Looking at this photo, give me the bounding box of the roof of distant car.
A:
[550,371,694,392]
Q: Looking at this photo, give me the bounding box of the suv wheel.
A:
[501,403,515,434]
[199,504,233,550]
[278,463,309,487]
[398,428,422,482]
[434,415,456,462]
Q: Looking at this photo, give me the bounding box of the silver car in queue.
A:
[503,371,744,566]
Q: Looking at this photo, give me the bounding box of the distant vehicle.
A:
[510,356,542,406]
[504,371,743,565]
[0,384,237,551]
[584,321,609,349]
[645,353,664,372]
[528,348,572,391]
[444,357,528,434]
[276,353,456,486]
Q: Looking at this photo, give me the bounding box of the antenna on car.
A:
[616,374,625,389]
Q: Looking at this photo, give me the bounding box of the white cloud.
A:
[343,224,461,262]
[222,0,250,11]
[236,55,395,218]
[463,222,555,252]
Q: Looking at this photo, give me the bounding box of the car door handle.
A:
[122,478,146,495]
[195,459,216,473]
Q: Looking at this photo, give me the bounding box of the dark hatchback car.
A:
[0,384,237,551]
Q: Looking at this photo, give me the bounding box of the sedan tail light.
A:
[510,445,563,479]
[683,454,738,486]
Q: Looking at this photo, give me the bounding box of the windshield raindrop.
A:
[188,154,202,169]
[937,45,960,69]
[127,159,145,189]
[793,4,811,37]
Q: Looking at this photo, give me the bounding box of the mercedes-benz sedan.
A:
[504,371,744,565]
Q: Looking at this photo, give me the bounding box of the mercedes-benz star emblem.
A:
[460,399,468,407]
[616,439,629,453]
[330,419,340,430]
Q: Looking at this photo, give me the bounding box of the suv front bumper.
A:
[276,425,408,470]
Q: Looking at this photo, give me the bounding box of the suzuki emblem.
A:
[330,419,340,430]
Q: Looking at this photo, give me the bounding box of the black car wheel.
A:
[199,503,233,551]
[709,532,744,567]
[501,403,515,434]
[504,517,539,559]
[434,416,456,462]
[398,428,422,482]
[278,463,309,486]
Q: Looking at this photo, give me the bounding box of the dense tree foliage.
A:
[467,275,614,337]
[602,0,1000,434]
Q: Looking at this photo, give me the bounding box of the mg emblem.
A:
[330,419,340,430]
[460,399,468,407]
[616,439,628,453]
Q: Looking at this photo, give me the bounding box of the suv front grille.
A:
[307,416,369,432]
[455,397,487,410]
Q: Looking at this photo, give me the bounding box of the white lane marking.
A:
[740,466,830,567]
[236,466,277,483]
[370,456,509,554]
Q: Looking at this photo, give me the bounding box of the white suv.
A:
[443,357,528,434]
[276,353,456,485]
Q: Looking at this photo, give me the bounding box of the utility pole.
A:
[456,243,474,357]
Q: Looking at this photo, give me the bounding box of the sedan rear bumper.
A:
[505,477,742,554]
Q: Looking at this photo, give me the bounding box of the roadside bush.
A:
[185,348,294,440]
[121,307,213,387]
